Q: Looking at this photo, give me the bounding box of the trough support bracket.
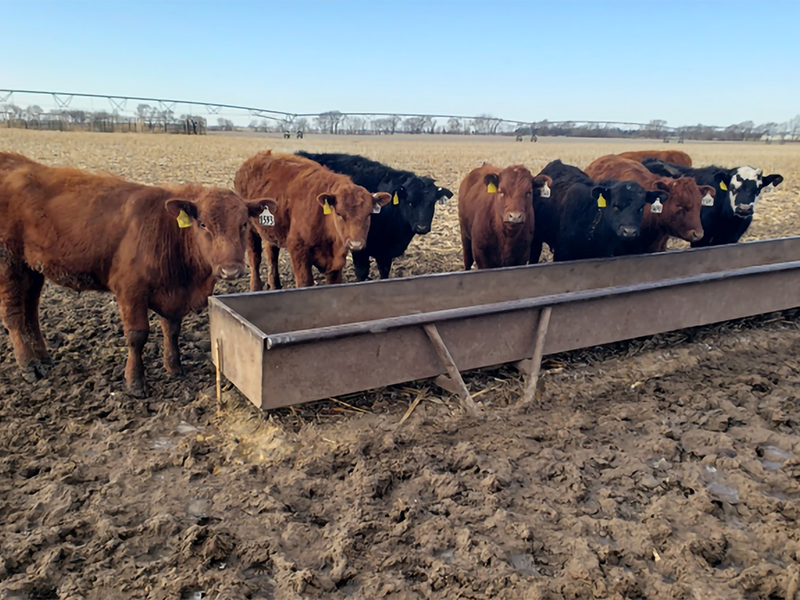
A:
[520,306,553,405]
[423,323,479,415]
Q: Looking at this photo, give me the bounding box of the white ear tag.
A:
[372,203,382,214]
[258,207,275,227]
[540,183,551,198]
[650,199,663,214]
[702,193,714,207]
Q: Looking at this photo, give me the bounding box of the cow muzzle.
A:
[687,229,704,242]
[504,212,525,225]
[414,223,431,234]
[347,240,365,251]
[217,264,244,280]
[735,204,754,217]
[617,225,639,239]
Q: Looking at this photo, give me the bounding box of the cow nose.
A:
[504,212,525,224]
[618,225,638,238]
[735,204,754,216]
[688,229,704,242]
[217,264,244,280]
[348,240,365,251]
[414,224,431,234]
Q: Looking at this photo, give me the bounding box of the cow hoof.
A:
[20,359,54,382]
[127,379,149,399]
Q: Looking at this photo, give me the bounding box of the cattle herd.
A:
[0,148,784,397]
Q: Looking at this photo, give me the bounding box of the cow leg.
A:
[266,243,282,290]
[352,249,371,281]
[461,235,474,270]
[117,299,150,398]
[0,265,47,382]
[159,317,182,375]
[325,270,343,285]
[376,256,393,280]
[287,244,314,288]
[247,228,264,292]
[529,238,544,264]
[23,269,50,365]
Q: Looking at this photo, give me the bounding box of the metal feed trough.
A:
[209,237,800,411]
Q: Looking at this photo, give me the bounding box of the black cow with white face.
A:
[531,160,666,262]
[296,151,453,280]
[642,158,783,247]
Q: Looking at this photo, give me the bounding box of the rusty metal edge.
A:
[263,259,800,349]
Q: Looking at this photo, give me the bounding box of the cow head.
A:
[391,177,453,234]
[594,180,668,239]
[727,166,783,218]
[166,189,276,280]
[318,187,392,251]
[484,166,543,227]
[650,177,710,243]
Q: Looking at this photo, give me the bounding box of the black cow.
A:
[295,151,453,280]
[531,160,666,262]
[642,159,784,247]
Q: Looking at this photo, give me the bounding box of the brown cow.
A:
[234,151,391,290]
[0,152,275,397]
[458,163,551,269]
[617,149,693,167]
[585,154,714,252]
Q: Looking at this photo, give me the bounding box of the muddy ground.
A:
[1,131,800,599]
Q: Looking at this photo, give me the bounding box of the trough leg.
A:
[247,228,265,292]
[520,306,553,405]
[423,323,479,416]
[160,316,182,375]
[118,298,150,398]
[0,264,46,382]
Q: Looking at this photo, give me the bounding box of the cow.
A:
[617,149,693,167]
[585,155,714,253]
[458,163,551,269]
[531,160,667,262]
[0,152,275,397]
[642,158,784,247]
[295,151,453,280]
[234,151,392,290]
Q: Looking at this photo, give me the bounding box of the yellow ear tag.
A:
[176,209,192,228]
[323,201,332,215]
[487,182,498,194]
[719,181,728,191]
[597,194,607,208]
[392,192,399,205]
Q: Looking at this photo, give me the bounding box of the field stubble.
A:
[1,130,800,599]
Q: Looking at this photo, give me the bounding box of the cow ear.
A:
[436,186,454,199]
[247,198,278,218]
[317,193,337,207]
[646,190,668,205]
[652,180,672,194]
[591,186,611,207]
[762,174,784,189]
[483,173,500,193]
[165,199,198,220]
[372,192,392,207]
[714,171,732,190]
[698,185,716,199]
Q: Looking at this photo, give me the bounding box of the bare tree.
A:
[446,117,461,134]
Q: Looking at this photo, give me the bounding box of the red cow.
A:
[585,154,713,252]
[234,151,391,290]
[0,152,274,397]
[617,149,693,167]
[458,163,551,269]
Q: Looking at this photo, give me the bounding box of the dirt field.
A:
[1,129,800,599]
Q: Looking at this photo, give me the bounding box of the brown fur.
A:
[617,150,693,167]
[458,163,551,269]
[585,155,713,252]
[0,152,274,396]
[234,151,391,290]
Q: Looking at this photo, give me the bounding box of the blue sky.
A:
[1,0,797,127]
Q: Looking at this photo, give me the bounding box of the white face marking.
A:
[729,166,763,212]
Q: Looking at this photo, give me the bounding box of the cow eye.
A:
[198,220,207,230]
